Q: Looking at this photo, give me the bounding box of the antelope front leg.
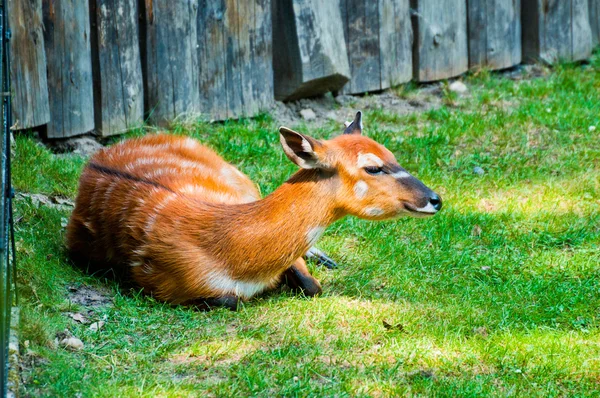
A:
[305,247,338,269]
[189,295,241,311]
[282,258,322,297]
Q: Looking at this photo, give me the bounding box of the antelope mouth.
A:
[403,202,438,216]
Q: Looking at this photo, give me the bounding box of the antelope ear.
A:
[343,111,363,135]
[279,127,329,169]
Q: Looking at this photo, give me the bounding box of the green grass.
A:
[13,56,600,397]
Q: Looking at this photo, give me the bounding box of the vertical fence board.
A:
[42,0,94,138]
[380,0,412,89]
[467,0,521,70]
[143,0,199,125]
[273,0,350,101]
[341,0,411,94]
[197,0,273,120]
[9,0,50,130]
[198,0,228,120]
[91,0,143,136]
[411,0,468,82]
[591,0,600,45]
[522,0,592,63]
[252,0,274,111]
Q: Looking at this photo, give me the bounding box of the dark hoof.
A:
[191,295,241,311]
[305,247,338,269]
[283,267,322,297]
[315,252,338,269]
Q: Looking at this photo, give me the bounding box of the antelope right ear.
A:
[279,127,329,169]
[343,111,363,135]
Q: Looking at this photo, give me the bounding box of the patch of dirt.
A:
[269,87,442,129]
[50,135,104,156]
[66,284,113,307]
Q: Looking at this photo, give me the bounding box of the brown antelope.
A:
[66,112,442,309]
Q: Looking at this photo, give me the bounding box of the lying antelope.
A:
[66,112,441,309]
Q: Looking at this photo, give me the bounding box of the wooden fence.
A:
[9,0,599,139]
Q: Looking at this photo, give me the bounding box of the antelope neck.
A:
[199,169,341,276]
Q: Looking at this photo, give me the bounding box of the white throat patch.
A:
[306,226,326,246]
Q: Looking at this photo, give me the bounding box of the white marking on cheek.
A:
[416,202,437,214]
[306,226,326,246]
[364,207,384,216]
[357,153,384,168]
[353,180,368,199]
[390,171,411,179]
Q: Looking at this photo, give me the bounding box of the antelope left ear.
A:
[343,111,363,135]
[279,127,330,169]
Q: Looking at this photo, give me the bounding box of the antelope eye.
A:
[364,166,384,175]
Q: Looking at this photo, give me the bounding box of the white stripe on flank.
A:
[356,153,384,168]
[144,193,176,234]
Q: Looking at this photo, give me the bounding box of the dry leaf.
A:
[67,312,89,324]
[89,321,105,332]
[382,320,405,332]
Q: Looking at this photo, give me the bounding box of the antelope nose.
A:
[429,193,442,211]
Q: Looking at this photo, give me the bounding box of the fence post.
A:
[197,0,274,120]
[42,0,95,138]
[522,0,593,63]
[142,0,199,126]
[272,0,350,101]
[341,0,412,94]
[90,0,144,136]
[411,0,469,82]
[8,0,50,131]
[590,0,600,45]
[467,0,522,70]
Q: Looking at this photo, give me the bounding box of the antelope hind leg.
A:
[282,258,322,297]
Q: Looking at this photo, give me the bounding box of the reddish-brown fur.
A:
[67,113,441,305]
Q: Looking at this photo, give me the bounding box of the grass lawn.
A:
[12,55,600,397]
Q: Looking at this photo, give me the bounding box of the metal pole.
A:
[0,0,10,394]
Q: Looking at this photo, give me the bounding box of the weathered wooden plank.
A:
[380,0,412,88]
[90,0,143,136]
[197,0,274,120]
[198,0,227,120]
[42,0,95,138]
[591,0,600,45]
[9,0,50,130]
[273,0,350,101]
[522,0,593,63]
[143,0,199,125]
[341,0,412,94]
[411,0,468,82]
[467,0,521,70]
[252,0,274,111]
